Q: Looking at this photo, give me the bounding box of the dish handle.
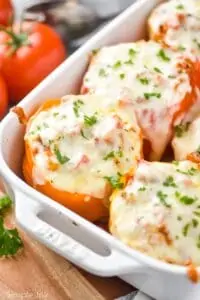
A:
[15,191,142,277]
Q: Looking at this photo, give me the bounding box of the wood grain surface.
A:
[0,213,133,300]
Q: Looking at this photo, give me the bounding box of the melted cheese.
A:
[82,40,192,160]
[149,0,200,58]
[25,95,142,199]
[110,160,200,265]
[172,116,200,160]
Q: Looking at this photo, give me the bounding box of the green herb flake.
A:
[124,59,133,65]
[157,49,171,62]
[178,45,186,51]
[129,48,137,57]
[176,4,184,10]
[80,129,89,140]
[144,92,161,100]
[103,151,115,160]
[193,39,200,49]
[84,114,97,126]
[197,235,200,248]
[179,195,197,205]
[176,167,198,176]
[177,216,182,221]
[174,122,190,137]
[113,60,122,69]
[163,176,177,188]
[192,219,199,228]
[36,125,41,131]
[53,112,59,117]
[0,195,12,213]
[119,73,125,80]
[99,68,107,77]
[172,160,179,166]
[168,75,176,79]
[0,217,23,257]
[182,223,190,237]
[154,67,163,74]
[157,191,171,208]
[194,211,200,217]
[104,173,124,189]
[139,77,149,85]
[73,99,84,117]
[54,147,70,165]
[92,48,99,55]
[138,186,146,192]
[117,150,123,157]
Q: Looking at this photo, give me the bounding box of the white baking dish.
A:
[0,1,200,299]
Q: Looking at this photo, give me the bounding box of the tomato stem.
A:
[0,25,30,54]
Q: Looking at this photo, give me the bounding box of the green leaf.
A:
[104,173,124,189]
[176,167,198,176]
[80,129,89,140]
[113,60,122,69]
[54,147,70,165]
[177,194,197,205]
[119,73,125,80]
[157,49,171,62]
[138,186,146,192]
[84,114,97,126]
[103,151,115,160]
[0,217,23,257]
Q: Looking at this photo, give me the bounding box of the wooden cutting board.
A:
[0,212,134,300]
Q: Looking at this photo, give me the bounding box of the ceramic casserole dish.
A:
[0,1,200,299]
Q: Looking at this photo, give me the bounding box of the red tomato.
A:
[0,22,66,103]
[0,0,13,26]
[0,74,8,118]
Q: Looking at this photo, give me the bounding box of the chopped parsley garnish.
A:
[53,112,59,117]
[92,48,99,55]
[175,192,197,205]
[176,4,184,10]
[194,211,200,217]
[99,68,107,77]
[193,39,200,49]
[154,67,163,74]
[157,191,171,208]
[129,48,137,57]
[113,60,122,69]
[172,160,179,166]
[119,73,125,80]
[174,122,190,137]
[36,125,41,131]
[182,223,190,237]
[103,150,123,161]
[73,99,84,117]
[124,59,133,65]
[138,186,146,192]
[163,176,177,188]
[176,167,198,176]
[54,147,70,165]
[104,173,124,189]
[144,92,161,100]
[178,45,186,51]
[84,114,97,126]
[168,75,176,79]
[0,195,12,213]
[157,49,171,62]
[80,129,89,140]
[139,77,149,85]
[177,216,182,221]
[103,151,115,160]
[197,235,200,248]
[192,219,198,228]
[0,217,23,257]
